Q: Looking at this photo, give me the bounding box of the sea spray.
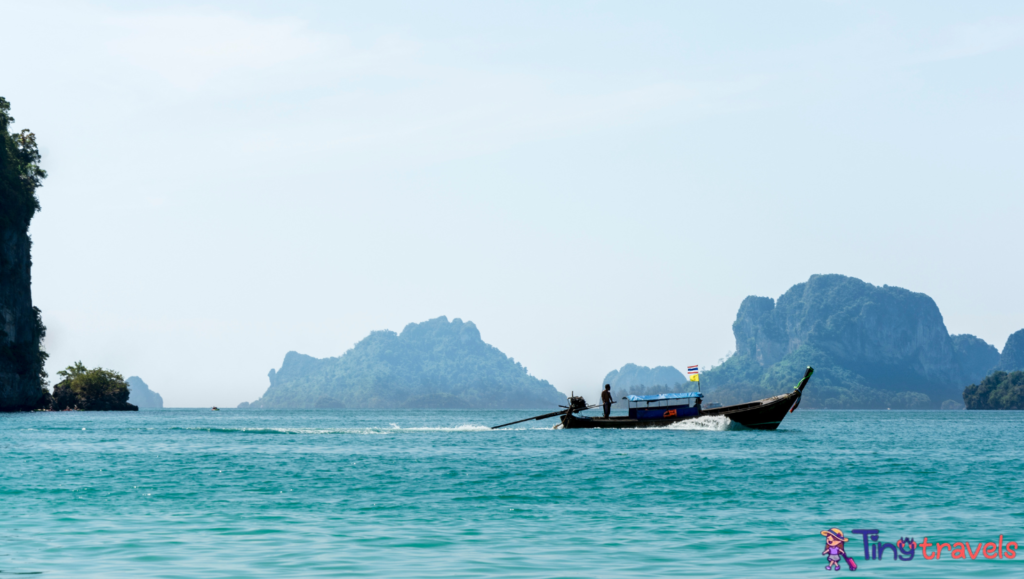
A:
[664,414,735,431]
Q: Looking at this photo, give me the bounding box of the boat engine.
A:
[566,396,588,414]
[554,395,590,429]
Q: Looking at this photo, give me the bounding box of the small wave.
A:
[172,424,492,435]
[387,423,491,432]
[663,415,735,431]
[172,427,374,435]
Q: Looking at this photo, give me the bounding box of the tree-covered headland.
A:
[963,371,1024,410]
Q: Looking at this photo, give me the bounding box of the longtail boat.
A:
[492,367,813,431]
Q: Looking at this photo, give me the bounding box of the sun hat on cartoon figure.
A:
[821,528,854,571]
[822,528,848,543]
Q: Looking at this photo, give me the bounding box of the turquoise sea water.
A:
[2,409,1022,578]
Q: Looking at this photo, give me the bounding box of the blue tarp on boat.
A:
[627,392,703,402]
[634,406,700,420]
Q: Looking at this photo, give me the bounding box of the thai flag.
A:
[687,365,699,375]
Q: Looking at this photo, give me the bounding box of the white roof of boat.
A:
[627,392,703,402]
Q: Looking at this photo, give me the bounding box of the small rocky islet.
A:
[44,362,137,412]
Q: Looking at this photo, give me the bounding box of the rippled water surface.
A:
[2,409,1022,578]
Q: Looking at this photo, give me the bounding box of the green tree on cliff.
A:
[0,97,46,227]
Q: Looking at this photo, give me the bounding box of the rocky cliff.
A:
[0,97,47,411]
[998,329,1024,373]
[704,274,997,409]
[126,376,164,409]
[245,316,566,409]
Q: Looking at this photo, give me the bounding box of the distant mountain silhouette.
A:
[244,316,565,409]
[703,274,1001,409]
[601,363,694,400]
[952,334,1000,385]
[602,364,687,389]
[126,376,164,409]
[998,329,1024,373]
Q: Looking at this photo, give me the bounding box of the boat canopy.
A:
[627,392,703,402]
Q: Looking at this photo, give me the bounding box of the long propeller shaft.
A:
[490,404,602,429]
[491,409,569,429]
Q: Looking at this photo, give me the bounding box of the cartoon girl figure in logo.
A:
[821,528,856,571]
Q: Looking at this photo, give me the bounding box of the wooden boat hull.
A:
[559,390,799,431]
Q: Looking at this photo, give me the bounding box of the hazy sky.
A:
[3,1,1023,406]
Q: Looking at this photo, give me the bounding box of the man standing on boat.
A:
[601,384,613,418]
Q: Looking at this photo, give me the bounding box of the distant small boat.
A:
[211,407,220,411]
[493,367,814,431]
